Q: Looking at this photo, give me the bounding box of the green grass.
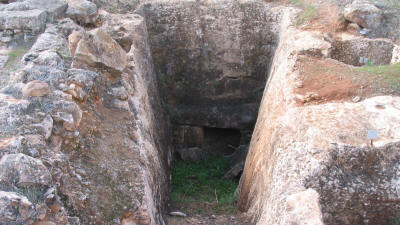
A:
[7,49,27,66]
[170,154,238,213]
[290,0,317,26]
[355,63,400,90]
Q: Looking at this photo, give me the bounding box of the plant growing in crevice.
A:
[290,0,317,26]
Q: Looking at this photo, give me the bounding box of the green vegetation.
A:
[170,154,238,213]
[290,0,317,26]
[355,63,400,90]
[7,49,26,64]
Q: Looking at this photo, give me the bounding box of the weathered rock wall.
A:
[138,0,286,131]
[0,7,171,225]
[238,21,400,225]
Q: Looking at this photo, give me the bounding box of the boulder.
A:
[0,191,34,223]
[176,147,206,163]
[74,28,127,73]
[22,80,51,97]
[24,0,68,21]
[343,0,383,29]
[331,36,395,66]
[66,0,98,25]
[0,153,51,188]
[224,145,248,179]
[0,2,32,11]
[0,9,46,34]
[30,31,68,53]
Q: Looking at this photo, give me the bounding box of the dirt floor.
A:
[165,202,253,225]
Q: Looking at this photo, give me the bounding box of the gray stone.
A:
[30,114,53,140]
[176,147,206,163]
[0,9,47,34]
[0,190,34,223]
[224,145,248,179]
[30,31,68,53]
[331,37,395,66]
[52,111,75,131]
[66,0,98,25]
[0,2,32,11]
[33,50,65,69]
[0,153,51,188]
[0,94,30,136]
[24,0,68,21]
[343,0,383,29]
[1,82,25,98]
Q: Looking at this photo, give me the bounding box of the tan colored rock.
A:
[68,30,83,56]
[239,28,400,225]
[74,28,127,73]
[22,80,51,97]
[286,189,324,225]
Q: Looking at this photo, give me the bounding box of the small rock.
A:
[295,81,304,88]
[52,111,75,131]
[211,215,216,219]
[176,147,206,163]
[66,0,98,25]
[352,96,361,103]
[169,211,187,217]
[22,80,51,97]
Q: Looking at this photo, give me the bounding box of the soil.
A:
[294,55,399,105]
[165,202,253,225]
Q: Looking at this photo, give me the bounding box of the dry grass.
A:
[303,3,345,33]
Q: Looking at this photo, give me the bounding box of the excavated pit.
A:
[136,0,287,220]
[140,2,400,223]
[138,0,285,156]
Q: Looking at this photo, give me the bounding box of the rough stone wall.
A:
[238,23,400,225]
[138,0,286,131]
[0,6,171,225]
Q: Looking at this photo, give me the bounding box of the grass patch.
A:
[6,49,27,67]
[355,63,400,90]
[290,0,317,26]
[170,154,238,213]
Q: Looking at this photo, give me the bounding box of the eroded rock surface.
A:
[139,1,288,131]
[238,27,400,225]
[0,5,171,225]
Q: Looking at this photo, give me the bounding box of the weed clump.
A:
[356,63,400,91]
[170,154,238,213]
